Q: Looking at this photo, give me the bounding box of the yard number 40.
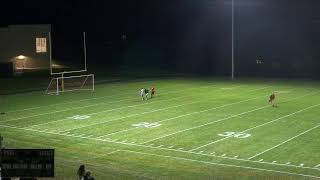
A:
[218,132,251,139]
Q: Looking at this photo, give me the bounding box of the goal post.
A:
[46,74,94,95]
[49,32,87,75]
[47,31,94,95]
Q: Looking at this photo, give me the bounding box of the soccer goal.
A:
[46,74,94,95]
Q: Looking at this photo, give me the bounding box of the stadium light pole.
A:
[231,0,235,80]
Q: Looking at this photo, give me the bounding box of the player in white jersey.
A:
[140,88,145,101]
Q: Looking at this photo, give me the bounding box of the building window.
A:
[36,38,47,53]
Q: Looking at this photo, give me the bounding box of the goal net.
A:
[46,74,94,95]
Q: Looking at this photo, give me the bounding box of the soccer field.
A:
[1,78,320,179]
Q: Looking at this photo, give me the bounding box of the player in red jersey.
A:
[151,87,155,98]
[269,91,276,107]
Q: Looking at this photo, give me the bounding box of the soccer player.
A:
[145,88,150,100]
[140,88,145,101]
[77,164,86,180]
[151,87,155,98]
[269,91,276,107]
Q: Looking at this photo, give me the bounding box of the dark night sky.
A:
[1,0,320,77]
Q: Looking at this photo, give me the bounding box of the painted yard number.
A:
[218,132,251,139]
[132,122,161,128]
[68,115,91,120]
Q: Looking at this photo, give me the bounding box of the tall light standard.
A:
[231,0,235,79]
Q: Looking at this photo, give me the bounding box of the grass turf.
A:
[0,78,320,179]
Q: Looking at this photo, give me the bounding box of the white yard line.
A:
[190,102,320,152]
[0,124,318,171]
[248,86,271,92]
[118,150,320,179]
[58,99,222,133]
[247,124,320,160]
[56,85,248,133]
[143,91,318,145]
[107,149,120,155]
[25,84,233,128]
[2,99,132,123]
[92,150,120,159]
[95,86,273,138]
[26,94,193,128]
[81,86,274,137]
[96,95,263,139]
[142,106,271,145]
[3,83,218,123]
[5,80,186,114]
[5,82,216,115]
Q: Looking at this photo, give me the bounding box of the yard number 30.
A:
[218,132,251,138]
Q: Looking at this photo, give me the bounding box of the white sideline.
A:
[3,83,218,123]
[118,150,320,179]
[21,83,225,127]
[2,87,319,174]
[16,136,320,178]
[0,124,318,171]
[60,85,265,133]
[3,127,319,179]
[142,90,318,144]
[92,150,120,159]
[248,124,320,160]
[190,101,320,152]
[53,150,318,179]
[4,81,200,114]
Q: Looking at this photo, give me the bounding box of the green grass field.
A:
[1,78,320,179]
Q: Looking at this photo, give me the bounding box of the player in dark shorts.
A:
[269,92,276,107]
[151,87,155,98]
[145,89,149,99]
